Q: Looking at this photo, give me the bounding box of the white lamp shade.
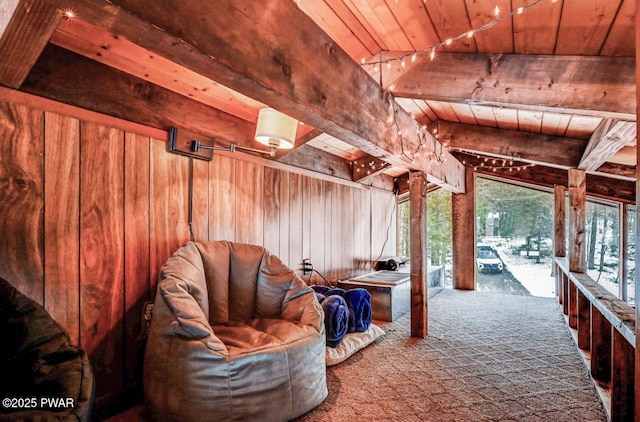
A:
[254,108,297,150]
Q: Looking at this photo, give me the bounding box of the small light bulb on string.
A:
[467,30,474,38]
[64,9,77,19]
[430,48,436,61]
[411,53,417,63]
[517,7,524,14]
[401,58,406,69]
[445,38,453,46]
[386,62,391,69]
[494,5,500,17]
[361,58,366,64]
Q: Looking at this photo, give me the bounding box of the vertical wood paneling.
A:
[0,102,44,303]
[309,177,325,284]
[289,172,304,273]
[79,122,124,397]
[123,132,150,389]
[44,112,80,344]
[352,186,365,275]
[341,185,354,278]
[209,154,235,242]
[235,160,263,245]
[330,181,342,280]
[324,181,334,279]
[150,139,189,293]
[192,158,210,242]
[278,171,290,263]
[263,166,281,255]
[302,175,311,264]
[363,189,372,273]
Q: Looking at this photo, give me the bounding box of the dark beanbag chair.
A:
[342,289,372,333]
[321,295,349,348]
[0,278,95,421]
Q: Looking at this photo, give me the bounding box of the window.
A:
[626,205,635,305]
[585,200,619,297]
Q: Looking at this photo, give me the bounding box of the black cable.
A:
[311,269,334,288]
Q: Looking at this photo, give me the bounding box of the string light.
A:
[64,9,77,19]
[456,152,537,172]
[361,0,552,68]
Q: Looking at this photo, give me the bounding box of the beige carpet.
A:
[297,289,606,422]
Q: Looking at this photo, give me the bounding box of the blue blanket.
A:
[321,295,349,348]
[342,288,372,332]
[311,285,331,295]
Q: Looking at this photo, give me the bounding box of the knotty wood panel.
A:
[263,167,281,256]
[44,112,80,345]
[330,179,343,279]
[0,102,44,303]
[123,132,150,389]
[150,139,189,293]
[555,0,621,56]
[79,122,125,397]
[191,159,210,242]
[278,171,291,264]
[340,184,355,278]
[324,181,336,280]
[308,177,326,284]
[235,160,264,245]
[512,0,561,54]
[568,169,586,273]
[302,175,312,263]
[209,154,235,242]
[289,173,304,274]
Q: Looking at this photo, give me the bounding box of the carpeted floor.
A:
[297,289,606,422]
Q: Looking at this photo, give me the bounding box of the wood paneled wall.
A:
[0,100,396,409]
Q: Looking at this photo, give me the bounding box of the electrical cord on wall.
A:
[311,269,334,288]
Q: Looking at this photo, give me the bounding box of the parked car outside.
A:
[477,245,504,273]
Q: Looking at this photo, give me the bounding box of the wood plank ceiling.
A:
[0,0,636,201]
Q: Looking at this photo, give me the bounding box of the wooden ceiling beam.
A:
[22,45,375,187]
[40,0,465,192]
[0,0,63,88]
[274,128,323,160]
[578,119,637,171]
[456,155,635,205]
[352,154,391,183]
[439,121,587,169]
[393,53,635,121]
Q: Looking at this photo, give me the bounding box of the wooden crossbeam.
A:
[392,53,635,120]
[439,121,587,169]
[352,154,391,183]
[578,119,637,171]
[41,0,465,192]
[0,0,63,88]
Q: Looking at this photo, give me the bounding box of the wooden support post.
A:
[555,263,562,305]
[577,288,591,350]
[619,204,628,301]
[409,171,428,338]
[568,169,586,273]
[591,305,612,385]
[611,330,635,421]
[554,185,567,258]
[568,280,577,329]
[452,166,475,290]
[562,273,569,316]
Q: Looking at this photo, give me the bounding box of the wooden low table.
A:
[339,271,410,322]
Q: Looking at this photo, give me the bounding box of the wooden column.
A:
[409,171,428,338]
[554,185,566,258]
[619,204,628,301]
[568,281,577,329]
[452,166,475,290]
[568,169,586,273]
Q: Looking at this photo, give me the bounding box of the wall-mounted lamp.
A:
[178,107,298,159]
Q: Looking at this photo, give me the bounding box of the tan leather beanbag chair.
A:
[143,241,327,421]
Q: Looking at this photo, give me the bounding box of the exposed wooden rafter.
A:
[0,0,63,88]
[578,119,637,171]
[352,154,391,183]
[392,53,635,121]
[40,0,466,193]
[22,45,378,186]
[439,121,587,169]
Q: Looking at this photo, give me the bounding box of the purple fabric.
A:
[321,295,349,348]
[315,292,326,304]
[342,289,372,332]
[311,285,330,295]
[324,287,346,297]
